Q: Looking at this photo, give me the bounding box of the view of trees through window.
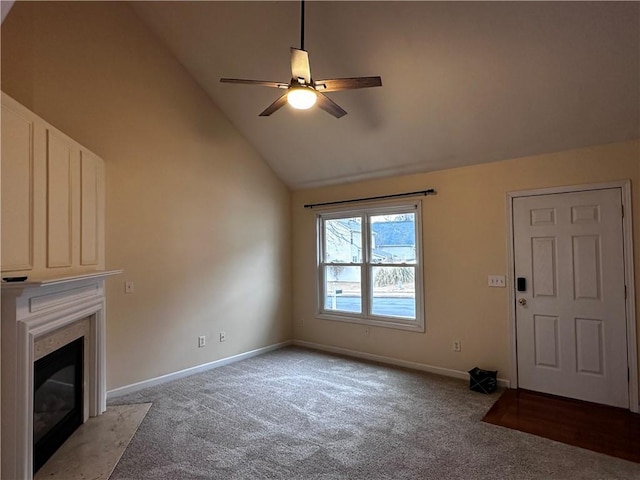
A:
[321,210,417,320]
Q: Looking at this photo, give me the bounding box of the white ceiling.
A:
[132,1,639,189]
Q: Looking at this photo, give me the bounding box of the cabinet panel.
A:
[1,105,34,271]
[80,151,99,265]
[46,130,73,268]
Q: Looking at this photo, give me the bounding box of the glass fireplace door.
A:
[33,337,84,473]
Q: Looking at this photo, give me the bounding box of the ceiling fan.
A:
[220,0,382,118]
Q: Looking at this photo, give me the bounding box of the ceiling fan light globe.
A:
[287,88,317,110]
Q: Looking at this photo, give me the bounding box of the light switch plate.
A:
[488,275,506,287]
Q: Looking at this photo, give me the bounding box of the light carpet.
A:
[109,347,640,479]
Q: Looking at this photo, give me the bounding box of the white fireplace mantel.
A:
[1,269,121,480]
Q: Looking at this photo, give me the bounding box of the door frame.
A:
[507,180,638,413]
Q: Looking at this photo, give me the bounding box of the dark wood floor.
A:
[483,389,640,463]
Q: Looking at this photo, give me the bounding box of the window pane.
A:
[324,217,362,263]
[370,212,416,264]
[324,266,361,313]
[371,266,416,319]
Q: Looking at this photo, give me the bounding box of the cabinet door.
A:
[1,103,34,272]
[80,150,104,266]
[46,129,74,268]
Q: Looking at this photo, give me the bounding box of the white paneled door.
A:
[513,188,629,408]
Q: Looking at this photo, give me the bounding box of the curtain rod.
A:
[303,189,436,209]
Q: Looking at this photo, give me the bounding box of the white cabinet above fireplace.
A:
[1,92,105,278]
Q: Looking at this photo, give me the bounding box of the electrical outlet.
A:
[488,275,506,288]
[219,332,226,342]
[364,327,370,336]
[198,336,206,348]
[125,281,135,294]
[453,340,461,352]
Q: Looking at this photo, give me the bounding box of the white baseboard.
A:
[292,339,511,388]
[108,338,510,398]
[107,340,293,398]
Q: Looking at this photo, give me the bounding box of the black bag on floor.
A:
[468,367,497,394]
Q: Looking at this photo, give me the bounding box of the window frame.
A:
[316,200,425,332]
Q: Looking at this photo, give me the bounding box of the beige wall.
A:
[292,141,640,385]
[1,2,292,389]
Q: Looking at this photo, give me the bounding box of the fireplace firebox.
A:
[33,337,84,473]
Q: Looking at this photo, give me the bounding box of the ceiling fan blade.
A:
[314,76,382,92]
[291,48,311,84]
[259,92,289,116]
[316,92,347,119]
[220,78,288,89]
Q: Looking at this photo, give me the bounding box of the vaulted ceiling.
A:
[132,1,639,189]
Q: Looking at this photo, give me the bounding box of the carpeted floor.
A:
[109,347,640,479]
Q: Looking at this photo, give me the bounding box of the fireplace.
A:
[33,336,84,473]
[1,270,121,480]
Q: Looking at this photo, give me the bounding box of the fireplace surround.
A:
[1,270,121,480]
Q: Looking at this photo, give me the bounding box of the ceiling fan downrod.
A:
[300,0,305,51]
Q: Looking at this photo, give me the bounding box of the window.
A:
[317,202,424,331]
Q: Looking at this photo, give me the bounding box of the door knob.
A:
[518,298,527,306]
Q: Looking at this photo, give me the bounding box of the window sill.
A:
[317,312,425,332]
